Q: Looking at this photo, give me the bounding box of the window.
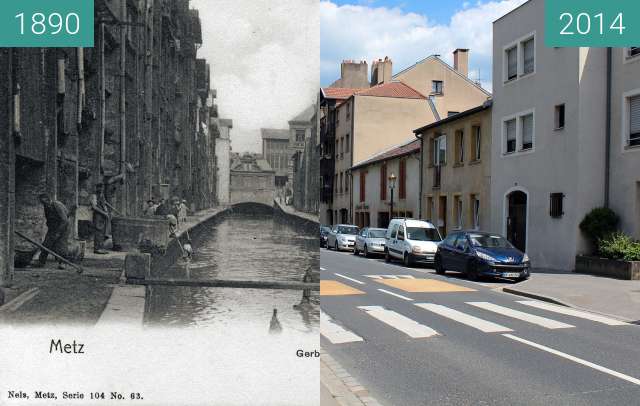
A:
[295,129,305,142]
[505,119,516,153]
[345,134,350,153]
[454,195,463,230]
[550,193,564,218]
[455,235,468,251]
[471,126,481,161]
[359,172,366,202]
[346,102,351,118]
[397,226,405,240]
[629,47,640,58]
[399,159,407,199]
[335,139,339,158]
[339,172,343,193]
[522,38,535,75]
[506,47,517,80]
[426,196,434,222]
[434,135,447,165]
[521,113,534,150]
[380,164,387,200]
[630,95,640,147]
[442,233,458,247]
[455,130,464,164]
[555,104,565,130]
[432,80,443,95]
[345,173,349,191]
[471,195,480,230]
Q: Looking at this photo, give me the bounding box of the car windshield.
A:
[368,229,386,238]
[406,227,441,242]
[468,234,513,248]
[321,226,331,233]
[337,226,359,235]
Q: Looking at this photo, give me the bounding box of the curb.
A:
[501,286,636,324]
[321,348,383,406]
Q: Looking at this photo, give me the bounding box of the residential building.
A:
[490,0,640,270]
[320,51,490,226]
[415,101,492,237]
[290,104,320,214]
[261,129,291,187]
[229,154,276,207]
[351,139,421,229]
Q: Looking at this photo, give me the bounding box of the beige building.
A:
[351,139,421,229]
[261,129,291,187]
[320,52,490,225]
[416,101,492,237]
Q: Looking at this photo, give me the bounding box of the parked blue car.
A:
[434,231,530,281]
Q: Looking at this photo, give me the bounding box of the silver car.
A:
[354,228,387,257]
[327,224,359,251]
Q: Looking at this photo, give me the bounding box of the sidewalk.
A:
[321,349,383,406]
[274,199,319,224]
[503,269,640,323]
[0,207,226,326]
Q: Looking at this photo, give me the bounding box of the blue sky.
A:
[321,0,528,90]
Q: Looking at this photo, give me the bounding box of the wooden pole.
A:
[128,277,319,291]
[14,231,84,274]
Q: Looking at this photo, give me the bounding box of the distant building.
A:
[229,153,276,207]
[261,129,291,187]
[290,105,320,213]
[215,119,233,205]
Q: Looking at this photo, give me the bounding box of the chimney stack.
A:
[371,56,393,86]
[453,49,469,78]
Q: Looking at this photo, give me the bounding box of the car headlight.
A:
[476,251,495,262]
[522,253,530,263]
[412,246,422,254]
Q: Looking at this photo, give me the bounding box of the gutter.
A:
[415,131,423,219]
[604,48,612,207]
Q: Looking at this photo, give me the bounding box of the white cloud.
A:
[192,0,319,153]
[320,0,527,91]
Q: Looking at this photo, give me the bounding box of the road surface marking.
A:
[503,334,640,386]
[377,278,476,293]
[517,301,629,326]
[358,306,439,338]
[467,302,574,329]
[363,275,383,279]
[378,289,414,301]
[382,275,399,279]
[334,273,365,285]
[320,280,366,296]
[397,275,416,279]
[321,311,364,344]
[320,267,326,271]
[415,303,513,333]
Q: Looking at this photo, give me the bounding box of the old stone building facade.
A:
[291,104,320,214]
[0,0,223,286]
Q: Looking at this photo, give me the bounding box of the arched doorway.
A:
[506,190,527,252]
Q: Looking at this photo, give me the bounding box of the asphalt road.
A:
[320,248,640,406]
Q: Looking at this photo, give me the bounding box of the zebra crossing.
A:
[321,300,629,344]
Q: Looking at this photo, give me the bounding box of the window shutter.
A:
[523,39,534,74]
[399,160,406,199]
[630,95,640,136]
[380,164,387,201]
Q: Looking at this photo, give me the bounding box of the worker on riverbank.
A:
[179,199,188,224]
[91,183,111,254]
[36,193,70,268]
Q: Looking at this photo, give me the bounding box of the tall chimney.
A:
[453,49,469,77]
[371,56,392,86]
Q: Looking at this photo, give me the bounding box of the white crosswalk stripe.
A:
[320,311,363,344]
[363,274,415,280]
[358,306,439,338]
[415,303,513,333]
[467,302,574,329]
[516,301,630,326]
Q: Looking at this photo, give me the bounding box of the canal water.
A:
[144,209,319,332]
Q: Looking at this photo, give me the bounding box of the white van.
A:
[385,219,443,267]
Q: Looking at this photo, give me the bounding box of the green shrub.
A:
[579,207,619,249]
[598,233,640,261]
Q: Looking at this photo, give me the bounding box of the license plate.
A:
[502,272,521,278]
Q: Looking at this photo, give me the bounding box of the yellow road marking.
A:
[376,278,475,293]
[321,280,366,296]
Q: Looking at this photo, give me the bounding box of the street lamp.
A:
[389,173,397,220]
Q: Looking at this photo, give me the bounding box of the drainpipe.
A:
[75,47,84,238]
[119,0,128,214]
[604,47,612,208]
[415,131,423,219]
[97,22,105,181]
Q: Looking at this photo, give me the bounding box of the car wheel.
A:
[334,242,339,252]
[363,245,369,258]
[353,246,359,255]
[466,262,479,281]
[403,253,413,267]
[385,249,391,263]
[435,255,445,275]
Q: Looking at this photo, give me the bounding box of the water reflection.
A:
[144,212,319,332]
